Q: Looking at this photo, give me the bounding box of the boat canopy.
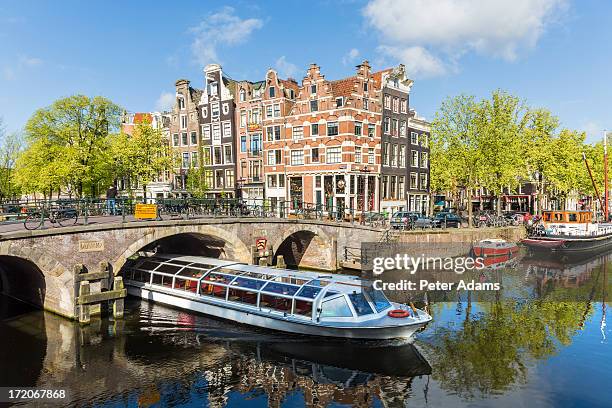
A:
[542,210,591,224]
[124,254,393,318]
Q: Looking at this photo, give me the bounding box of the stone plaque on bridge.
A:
[78,240,105,253]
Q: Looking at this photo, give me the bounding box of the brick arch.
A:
[111,224,251,275]
[270,225,336,269]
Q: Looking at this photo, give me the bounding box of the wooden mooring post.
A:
[75,262,126,324]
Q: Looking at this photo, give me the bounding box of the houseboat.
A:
[522,210,612,253]
[123,254,432,340]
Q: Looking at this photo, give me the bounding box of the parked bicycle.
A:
[24,205,79,230]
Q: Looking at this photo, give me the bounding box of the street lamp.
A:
[360,166,371,224]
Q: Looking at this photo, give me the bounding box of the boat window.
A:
[131,270,150,283]
[320,296,353,318]
[155,264,181,274]
[307,279,331,287]
[174,278,198,293]
[569,213,577,222]
[262,282,300,296]
[295,285,322,299]
[151,273,172,287]
[348,293,374,316]
[324,290,339,298]
[232,277,267,290]
[364,288,391,312]
[240,271,274,280]
[228,288,258,305]
[554,213,563,221]
[203,273,235,285]
[200,282,227,298]
[260,294,292,312]
[178,268,206,279]
[293,299,313,317]
[543,213,551,222]
[139,261,161,271]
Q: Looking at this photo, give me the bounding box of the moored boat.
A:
[472,239,519,257]
[123,254,432,340]
[521,210,612,253]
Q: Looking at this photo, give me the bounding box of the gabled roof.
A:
[372,68,393,89]
[330,77,355,99]
[133,113,152,124]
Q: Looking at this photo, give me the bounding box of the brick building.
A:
[264,61,381,214]
[407,111,431,213]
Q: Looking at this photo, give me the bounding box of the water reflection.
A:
[0,248,610,407]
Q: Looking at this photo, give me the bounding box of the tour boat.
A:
[472,239,519,257]
[522,210,612,253]
[123,254,432,340]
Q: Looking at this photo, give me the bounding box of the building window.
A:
[273,104,280,117]
[390,176,397,199]
[420,173,427,190]
[190,131,197,145]
[368,124,375,138]
[382,143,389,166]
[191,151,199,168]
[384,118,390,134]
[364,82,369,92]
[310,99,318,112]
[181,132,188,146]
[239,89,246,102]
[203,147,211,165]
[421,133,429,147]
[202,125,210,139]
[268,174,277,188]
[384,94,391,109]
[400,120,406,137]
[290,150,304,165]
[363,99,368,110]
[202,106,208,118]
[312,148,319,162]
[411,150,418,167]
[392,119,398,136]
[211,102,220,119]
[401,98,407,113]
[368,148,375,164]
[399,145,406,168]
[266,126,273,142]
[222,103,229,115]
[205,169,214,188]
[213,146,223,165]
[391,144,398,167]
[336,97,343,108]
[266,105,273,118]
[182,152,189,169]
[411,132,418,145]
[279,174,285,187]
[269,86,275,98]
[327,121,338,136]
[215,169,224,188]
[240,111,247,128]
[274,125,281,141]
[267,150,276,165]
[326,147,341,164]
[421,152,428,168]
[410,173,417,189]
[382,176,388,199]
[250,133,262,154]
[292,126,303,141]
[398,176,405,197]
[355,148,362,163]
[178,97,185,110]
[212,124,221,142]
[180,114,187,129]
[311,123,319,137]
[241,135,246,152]
[354,122,362,136]
[289,89,295,99]
[173,133,179,146]
[226,169,234,188]
[251,108,260,123]
[311,84,317,94]
[392,97,399,113]
[222,122,231,138]
[224,145,233,163]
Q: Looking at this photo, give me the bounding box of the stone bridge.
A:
[0,217,525,319]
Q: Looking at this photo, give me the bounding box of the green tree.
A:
[23,95,121,197]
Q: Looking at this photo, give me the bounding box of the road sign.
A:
[135,204,158,220]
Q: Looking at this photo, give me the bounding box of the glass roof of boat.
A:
[130,255,371,298]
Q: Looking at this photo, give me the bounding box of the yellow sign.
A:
[135,204,158,220]
[78,240,105,253]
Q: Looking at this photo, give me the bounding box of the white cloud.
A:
[274,56,299,78]
[1,55,42,81]
[19,55,42,66]
[364,0,566,77]
[156,92,175,112]
[190,6,263,66]
[379,45,446,77]
[342,48,360,65]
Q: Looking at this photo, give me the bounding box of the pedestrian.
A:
[106,184,117,215]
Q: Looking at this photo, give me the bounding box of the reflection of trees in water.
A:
[424,298,591,399]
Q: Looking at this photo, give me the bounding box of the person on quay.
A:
[106,184,118,215]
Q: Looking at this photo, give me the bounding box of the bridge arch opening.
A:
[135,232,229,258]
[273,230,328,269]
[0,256,46,310]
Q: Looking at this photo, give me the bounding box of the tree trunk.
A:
[496,195,502,216]
[467,188,473,228]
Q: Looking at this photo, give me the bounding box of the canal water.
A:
[1,251,611,407]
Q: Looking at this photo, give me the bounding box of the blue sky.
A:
[0,0,610,143]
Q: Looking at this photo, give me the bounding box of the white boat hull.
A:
[127,285,427,340]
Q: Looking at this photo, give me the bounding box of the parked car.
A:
[413,215,436,229]
[390,211,421,229]
[433,212,463,228]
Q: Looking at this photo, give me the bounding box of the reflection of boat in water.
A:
[123,254,431,340]
[472,239,519,258]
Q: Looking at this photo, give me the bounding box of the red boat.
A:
[472,239,519,257]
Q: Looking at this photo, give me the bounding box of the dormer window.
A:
[269,86,275,98]
[336,97,344,108]
[178,96,185,110]
[311,84,317,94]
[289,89,295,99]
[208,81,218,96]
[363,82,368,92]
[239,89,246,102]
